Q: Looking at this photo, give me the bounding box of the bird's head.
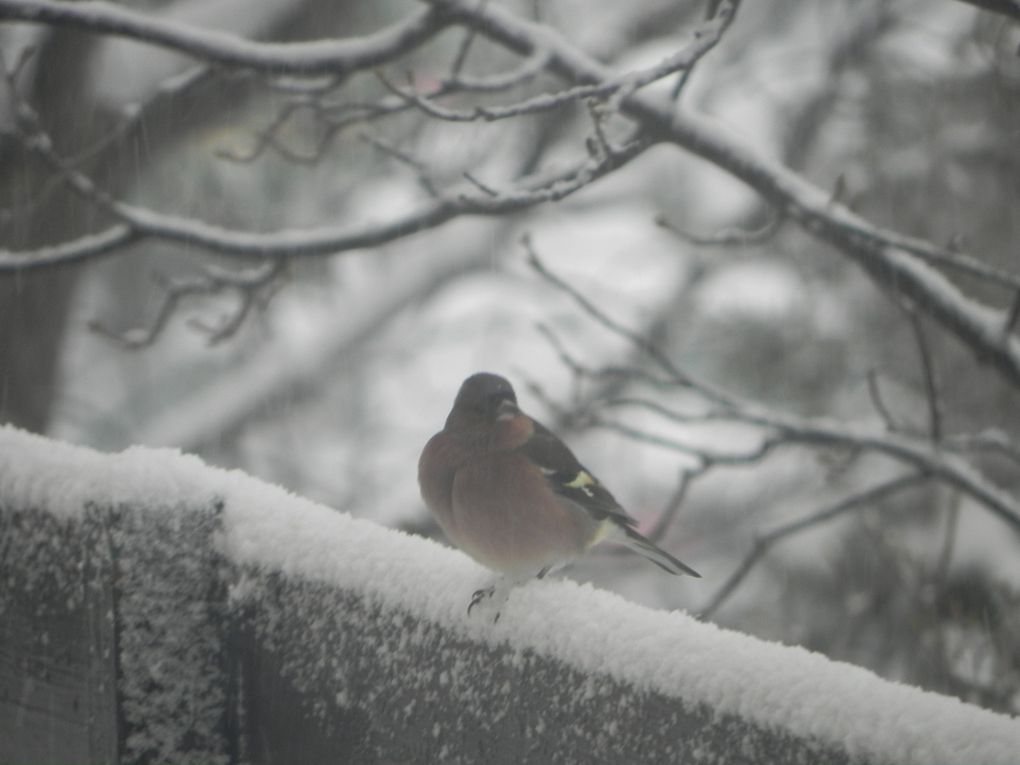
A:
[447,372,519,428]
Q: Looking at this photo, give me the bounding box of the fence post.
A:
[0,500,237,765]
[2,427,1020,765]
[0,508,119,765]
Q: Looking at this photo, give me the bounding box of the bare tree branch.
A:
[866,370,901,433]
[213,98,311,164]
[671,0,739,99]
[646,466,705,543]
[424,0,1020,388]
[225,45,554,164]
[4,0,1020,391]
[376,69,604,123]
[445,46,551,93]
[655,211,783,248]
[525,238,739,409]
[137,243,495,450]
[1,56,211,224]
[0,105,650,268]
[932,491,961,594]
[527,249,1020,534]
[374,6,730,126]
[594,415,780,466]
[89,259,286,349]
[908,314,943,442]
[697,472,930,620]
[0,226,138,266]
[448,0,485,79]
[1003,291,1020,338]
[944,429,1020,468]
[360,132,442,198]
[609,397,1020,535]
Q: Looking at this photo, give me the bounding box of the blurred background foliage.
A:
[1,0,1018,716]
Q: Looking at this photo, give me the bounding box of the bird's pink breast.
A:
[448,452,596,578]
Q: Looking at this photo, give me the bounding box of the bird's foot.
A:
[467,581,510,623]
[468,586,495,615]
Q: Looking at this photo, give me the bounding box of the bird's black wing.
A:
[518,419,637,527]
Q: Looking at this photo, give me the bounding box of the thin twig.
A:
[593,416,778,466]
[646,466,705,542]
[932,490,961,594]
[535,322,591,381]
[817,209,1020,293]
[360,132,440,198]
[376,68,614,123]
[527,253,1020,531]
[611,394,1020,532]
[525,238,735,408]
[449,0,487,78]
[943,429,1020,467]
[215,100,308,164]
[447,47,550,92]
[698,472,928,619]
[2,98,650,270]
[462,171,499,197]
[84,66,211,166]
[90,259,286,349]
[453,133,650,207]
[908,314,942,442]
[655,211,783,248]
[1003,291,1020,338]
[585,99,614,161]
[308,47,552,157]
[264,47,551,163]
[866,370,900,432]
[427,0,1020,387]
[376,6,735,126]
[671,0,740,100]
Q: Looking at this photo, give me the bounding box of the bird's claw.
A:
[468,586,501,622]
[468,586,494,614]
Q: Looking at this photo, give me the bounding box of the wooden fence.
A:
[2,426,1019,764]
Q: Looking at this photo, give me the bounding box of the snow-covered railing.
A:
[1,426,1018,765]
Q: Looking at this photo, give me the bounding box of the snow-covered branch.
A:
[0,132,650,266]
[375,5,732,126]
[0,70,651,267]
[529,247,1020,624]
[605,395,1020,534]
[3,0,1019,389]
[422,0,1020,388]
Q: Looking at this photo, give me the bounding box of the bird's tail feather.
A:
[617,525,701,577]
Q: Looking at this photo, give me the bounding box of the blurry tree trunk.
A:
[0,270,78,432]
[0,0,364,433]
[0,32,103,433]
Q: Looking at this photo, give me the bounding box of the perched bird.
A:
[419,372,700,614]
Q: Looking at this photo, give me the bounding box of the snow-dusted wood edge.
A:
[1,426,1018,764]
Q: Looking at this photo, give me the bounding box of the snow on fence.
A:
[1,425,1018,765]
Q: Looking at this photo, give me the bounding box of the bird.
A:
[418,372,700,616]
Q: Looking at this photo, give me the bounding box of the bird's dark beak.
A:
[495,398,518,420]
